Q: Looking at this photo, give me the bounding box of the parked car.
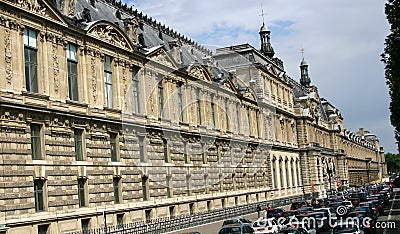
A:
[252,218,283,234]
[359,202,379,218]
[278,227,309,234]
[223,217,253,226]
[347,211,374,231]
[296,212,329,231]
[285,221,317,234]
[367,199,384,215]
[355,206,376,221]
[332,221,365,234]
[290,202,311,210]
[218,223,255,234]
[267,208,286,218]
[281,211,300,225]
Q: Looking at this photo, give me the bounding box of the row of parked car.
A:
[218,182,394,234]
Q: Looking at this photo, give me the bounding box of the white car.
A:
[331,221,365,234]
[285,221,317,234]
[252,218,282,233]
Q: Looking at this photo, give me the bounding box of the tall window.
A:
[211,99,216,128]
[31,124,42,160]
[74,129,84,161]
[38,225,49,234]
[236,104,241,134]
[158,76,164,118]
[280,160,284,188]
[256,110,261,137]
[81,219,90,234]
[113,177,121,204]
[163,138,170,163]
[110,133,118,162]
[201,143,207,164]
[116,214,124,227]
[142,176,149,201]
[78,178,87,207]
[67,43,78,101]
[177,84,183,122]
[292,161,296,186]
[184,142,189,164]
[166,175,172,198]
[139,136,145,163]
[272,160,277,188]
[34,179,45,211]
[24,28,38,93]
[104,55,113,108]
[132,67,140,113]
[247,109,252,135]
[225,100,229,131]
[285,160,289,187]
[196,90,202,125]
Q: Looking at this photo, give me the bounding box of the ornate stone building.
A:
[0,0,386,233]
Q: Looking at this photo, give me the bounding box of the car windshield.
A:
[219,227,241,234]
[223,220,240,225]
[253,221,267,227]
[240,218,251,223]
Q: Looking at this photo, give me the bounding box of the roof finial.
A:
[260,3,266,25]
[301,48,305,59]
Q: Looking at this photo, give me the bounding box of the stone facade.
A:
[0,0,386,233]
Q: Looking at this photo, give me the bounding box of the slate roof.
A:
[55,0,211,67]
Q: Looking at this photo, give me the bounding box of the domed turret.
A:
[259,23,274,58]
[300,57,311,87]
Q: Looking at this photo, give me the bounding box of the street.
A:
[167,189,400,234]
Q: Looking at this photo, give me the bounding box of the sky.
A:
[129,0,397,153]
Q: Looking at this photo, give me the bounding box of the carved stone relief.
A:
[89,25,129,50]
[60,0,76,16]
[52,43,60,93]
[18,0,47,15]
[90,57,97,102]
[189,67,206,81]
[5,29,12,85]
[123,17,139,44]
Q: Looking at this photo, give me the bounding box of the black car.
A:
[347,211,374,231]
[290,201,311,210]
[267,208,286,218]
[355,206,376,220]
[278,227,309,234]
[218,223,254,234]
[297,212,329,231]
[222,217,252,226]
[347,192,367,202]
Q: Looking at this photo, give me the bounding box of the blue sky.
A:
[128,0,397,153]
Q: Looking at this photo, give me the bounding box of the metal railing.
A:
[66,194,310,234]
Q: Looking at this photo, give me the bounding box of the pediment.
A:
[146,46,178,69]
[5,0,68,26]
[242,88,257,102]
[87,21,134,51]
[188,65,212,82]
[222,77,239,94]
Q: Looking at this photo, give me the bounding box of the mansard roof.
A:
[214,43,285,72]
[55,0,211,63]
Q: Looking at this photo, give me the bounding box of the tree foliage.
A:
[385,153,400,173]
[382,0,400,152]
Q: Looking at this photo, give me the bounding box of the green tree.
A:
[385,153,400,173]
[382,0,400,152]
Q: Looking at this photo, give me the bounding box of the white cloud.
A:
[131,0,396,152]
